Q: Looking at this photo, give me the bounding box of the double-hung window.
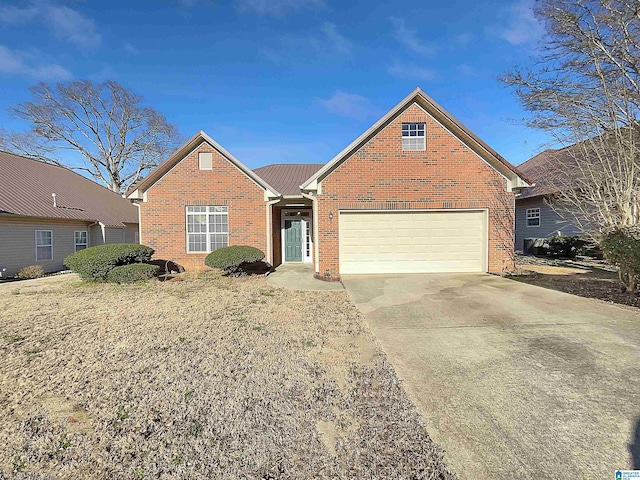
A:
[186,206,228,253]
[526,208,541,227]
[402,122,426,151]
[75,231,88,252]
[35,230,53,261]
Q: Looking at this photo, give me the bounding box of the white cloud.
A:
[263,22,354,64]
[124,43,140,56]
[389,17,437,56]
[500,0,544,46]
[0,2,101,49]
[0,4,38,24]
[315,90,376,120]
[0,45,72,80]
[237,0,324,16]
[318,22,353,57]
[387,61,436,82]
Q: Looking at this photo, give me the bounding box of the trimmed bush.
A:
[600,226,640,292]
[16,265,45,279]
[205,245,265,276]
[107,263,159,284]
[64,243,154,281]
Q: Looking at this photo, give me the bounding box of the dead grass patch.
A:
[0,274,454,479]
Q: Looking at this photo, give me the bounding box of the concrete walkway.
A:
[266,263,344,291]
[343,273,640,479]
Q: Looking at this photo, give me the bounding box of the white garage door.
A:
[339,210,487,274]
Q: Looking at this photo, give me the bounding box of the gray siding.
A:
[123,224,139,243]
[105,227,125,244]
[515,197,582,251]
[89,224,104,246]
[0,216,91,277]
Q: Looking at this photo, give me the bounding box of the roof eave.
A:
[300,87,530,189]
[125,131,281,198]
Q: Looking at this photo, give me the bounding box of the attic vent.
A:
[199,152,213,170]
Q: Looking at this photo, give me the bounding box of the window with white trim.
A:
[74,231,88,252]
[35,230,53,261]
[526,208,541,227]
[402,122,426,151]
[186,206,228,253]
[198,152,213,170]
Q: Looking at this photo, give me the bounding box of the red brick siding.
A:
[139,141,267,270]
[316,103,515,278]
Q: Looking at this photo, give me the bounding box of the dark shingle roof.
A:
[516,145,581,200]
[253,163,324,195]
[0,150,138,227]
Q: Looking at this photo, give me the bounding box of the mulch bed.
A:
[509,269,640,309]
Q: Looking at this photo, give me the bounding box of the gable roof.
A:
[516,149,564,200]
[126,131,280,198]
[300,87,530,190]
[253,164,324,196]
[517,138,607,200]
[0,150,138,227]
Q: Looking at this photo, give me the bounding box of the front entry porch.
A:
[265,263,343,291]
[270,202,314,267]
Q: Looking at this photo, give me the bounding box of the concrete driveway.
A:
[343,273,640,479]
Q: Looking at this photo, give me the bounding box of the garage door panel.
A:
[339,211,486,274]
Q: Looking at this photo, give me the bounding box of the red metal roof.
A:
[0,150,138,227]
[253,163,324,196]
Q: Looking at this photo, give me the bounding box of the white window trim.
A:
[198,152,213,170]
[74,230,88,252]
[526,208,541,227]
[35,230,53,261]
[402,122,426,151]
[186,205,229,253]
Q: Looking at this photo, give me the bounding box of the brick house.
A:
[127,88,529,279]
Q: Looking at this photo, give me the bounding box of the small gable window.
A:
[526,208,540,227]
[198,152,213,170]
[402,123,426,151]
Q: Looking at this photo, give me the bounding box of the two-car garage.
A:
[338,210,487,274]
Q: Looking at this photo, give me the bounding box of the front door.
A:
[284,219,303,262]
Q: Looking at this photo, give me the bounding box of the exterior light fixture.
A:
[329,212,334,221]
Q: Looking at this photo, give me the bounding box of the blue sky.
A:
[0,0,552,170]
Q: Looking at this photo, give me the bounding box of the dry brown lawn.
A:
[0,274,454,479]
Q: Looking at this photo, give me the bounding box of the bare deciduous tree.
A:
[0,81,181,193]
[501,0,640,237]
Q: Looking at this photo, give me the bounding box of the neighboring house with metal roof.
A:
[127,88,529,279]
[0,151,139,278]
[515,147,583,252]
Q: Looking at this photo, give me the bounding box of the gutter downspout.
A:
[300,191,319,274]
[132,202,142,244]
[266,198,281,266]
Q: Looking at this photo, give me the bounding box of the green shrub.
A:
[600,226,640,292]
[107,263,159,283]
[204,245,265,276]
[547,236,586,258]
[16,265,45,279]
[64,243,154,281]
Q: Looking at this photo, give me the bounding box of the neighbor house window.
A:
[35,230,53,261]
[526,208,541,227]
[74,231,88,252]
[402,122,426,151]
[198,152,213,170]
[186,206,228,253]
